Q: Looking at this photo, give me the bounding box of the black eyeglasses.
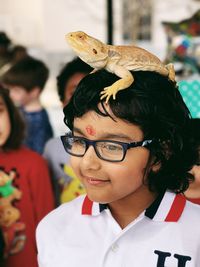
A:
[61,132,153,163]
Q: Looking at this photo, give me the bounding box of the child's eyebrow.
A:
[73,126,134,141]
[73,127,84,135]
[100,133,134,141]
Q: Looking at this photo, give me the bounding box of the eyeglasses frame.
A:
[60,133,153,163]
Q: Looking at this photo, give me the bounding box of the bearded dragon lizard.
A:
[66,31,175,103]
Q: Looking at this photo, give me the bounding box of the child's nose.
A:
[80,146,101,171]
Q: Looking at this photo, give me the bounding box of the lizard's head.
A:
[65,31,108,68]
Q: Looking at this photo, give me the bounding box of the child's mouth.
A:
[85,177,110,186]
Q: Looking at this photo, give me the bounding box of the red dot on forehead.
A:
[86,125,96,136]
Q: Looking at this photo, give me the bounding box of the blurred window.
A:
[122,0,152,42]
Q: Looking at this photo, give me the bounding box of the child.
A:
[43,57,92,205]
[0,85,54,267]
[0,32,11,72]
[37,69,200,266]
[1,56,53,154]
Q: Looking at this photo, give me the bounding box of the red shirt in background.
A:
[0,146,55,267]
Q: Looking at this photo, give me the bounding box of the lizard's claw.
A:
[100,86,117,103]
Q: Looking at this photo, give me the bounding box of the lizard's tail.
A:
[166,63,176,82]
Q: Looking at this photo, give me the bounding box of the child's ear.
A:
[150,140,172,173]
[151,161,161,173]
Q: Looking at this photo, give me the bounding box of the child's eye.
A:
[98,142,123,154]
[106,144,120,151]
[73,139,85,147]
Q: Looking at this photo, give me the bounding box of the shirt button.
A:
[111,243,119,252]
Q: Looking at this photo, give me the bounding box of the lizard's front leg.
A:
[100,66,134,103]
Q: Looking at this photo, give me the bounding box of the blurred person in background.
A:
[1,56,53,154]
[0,229,5,263]
[43,57,92,206]
[0,32,29,77]
[0,85,54,267]
[0,32,12,76]
[10,45,28,64]
[184,118,200,204]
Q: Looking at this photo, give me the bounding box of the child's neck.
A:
[23,99,43,112]
[108,186,157,229]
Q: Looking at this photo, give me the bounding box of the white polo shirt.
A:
[36,191,200,267]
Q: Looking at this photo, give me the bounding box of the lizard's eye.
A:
[93,49,97,54]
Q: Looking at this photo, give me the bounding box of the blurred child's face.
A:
[0,96,11,147]
[63,73,87,106]
[6,85,32,107]
[185,165,200,199]
[70,107,154,204]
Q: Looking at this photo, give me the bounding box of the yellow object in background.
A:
[60,165,86,203]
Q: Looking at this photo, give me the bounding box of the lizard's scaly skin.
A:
[66,31,175,103]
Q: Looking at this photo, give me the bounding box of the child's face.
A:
[70,108,153,204]
[6,85,31,107]
[63,72,87,106]
[0,96,11,147]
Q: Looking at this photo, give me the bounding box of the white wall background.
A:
[0,0,122,51]
[0,0,44,47]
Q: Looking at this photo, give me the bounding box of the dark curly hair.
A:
[2,56,49,91]
[0,84,25,150]
[189,118,200,165]
[63,70,197,194]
